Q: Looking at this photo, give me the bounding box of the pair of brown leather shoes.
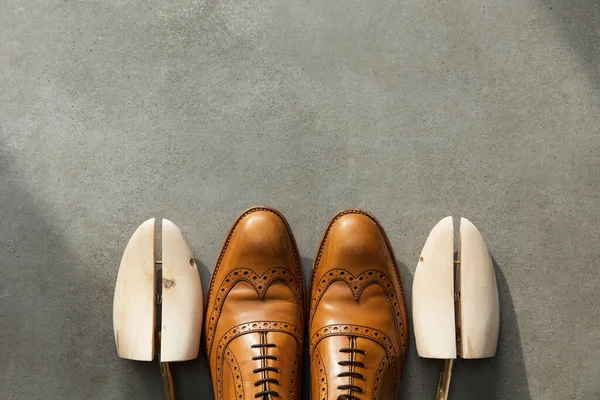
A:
[204,207,408,400]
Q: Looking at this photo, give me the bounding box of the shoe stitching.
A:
[224,348,244,400]
[204,206,305,359]
[309,209,408,358]
[309,268,407,358]
[315,348,328,400]
[372,353,389,400]
[287,340,300,399]
[206,266,303,357]
[309,324,398,392]
[205,206,304,317]
[215,321,302,400]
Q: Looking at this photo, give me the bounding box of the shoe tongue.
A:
[315,335,389,399]
[227,330,301,399]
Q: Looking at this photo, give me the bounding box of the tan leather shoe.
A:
[204,206,305,400]
[309,209,409,400]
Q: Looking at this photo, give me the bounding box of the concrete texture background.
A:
[1,0,598,398]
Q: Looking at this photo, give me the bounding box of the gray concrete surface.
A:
[1,0,599,398]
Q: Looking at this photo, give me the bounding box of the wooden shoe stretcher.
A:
[113,219,203,399]
[413,217,500,399]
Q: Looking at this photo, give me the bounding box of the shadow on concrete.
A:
[131,362,162,398]
[171,354,213,399]
[397,258,441,399]
[541,0,600,91]
[450,258,531,399]
[300,256,314,400]
[398,255,530,399]
[196,257,213,297]
[0,141,158,398]
[173,257,213,398]
[0,140,225,398]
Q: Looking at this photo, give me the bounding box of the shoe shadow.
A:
[398,256,531,399]
[0,141,161,398]
[300,256,314,400]
[449,258,531,399]
[173,258,213,398]
[396,258,441,399]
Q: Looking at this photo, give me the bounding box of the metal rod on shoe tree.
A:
[436,359,454,400]
[436,259,460,399]
[157,324,175,399]
[160,361,175,400]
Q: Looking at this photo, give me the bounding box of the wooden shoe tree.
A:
[412,217,499,399]
[113,219,203,399]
